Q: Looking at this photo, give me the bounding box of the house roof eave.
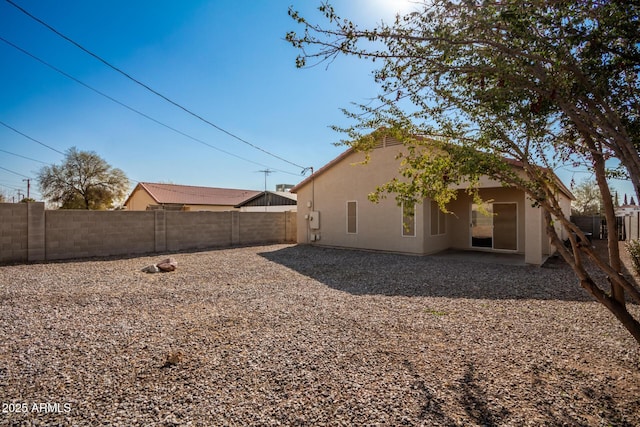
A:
[290,142,574,202]
[290,148,355,193]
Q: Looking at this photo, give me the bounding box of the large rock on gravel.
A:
[141,257,178,273]
[157,258,178,272]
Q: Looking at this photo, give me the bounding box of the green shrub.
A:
[627,240,640,276]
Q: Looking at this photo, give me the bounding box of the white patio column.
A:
[524,199,543,265]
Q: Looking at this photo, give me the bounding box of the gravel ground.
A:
[0,243,639,426]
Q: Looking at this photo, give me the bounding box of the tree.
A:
[38,147,129,210]
[571,179,604,216]
[288,1,640,343]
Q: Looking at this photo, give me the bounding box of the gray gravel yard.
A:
[0,244,639,426]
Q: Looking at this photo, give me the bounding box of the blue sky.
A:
[0,0,635,203]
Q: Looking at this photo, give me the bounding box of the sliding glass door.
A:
[471,203,517,251]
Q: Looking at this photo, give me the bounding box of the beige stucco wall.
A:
[296,146,430,254]
[125,188,157,211]
[296,145,533,255]
[294,144,573,263]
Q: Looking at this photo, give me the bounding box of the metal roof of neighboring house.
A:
[125,182,260,206]
[234,191,298,208]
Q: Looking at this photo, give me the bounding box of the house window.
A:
[347,201,357,234]
[430,200,446,235]
[402,202,416,237]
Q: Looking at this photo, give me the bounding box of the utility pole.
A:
[22,178,30,200]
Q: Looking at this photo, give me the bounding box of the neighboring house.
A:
[234,191,297,212]
[617,202,640,241]
[124,182,260,211]
[291,136,574,265]
[616,203,640,217]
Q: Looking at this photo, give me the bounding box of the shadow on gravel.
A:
[458,363,510,426]
[437,361,633,427]
[259,245,594,302]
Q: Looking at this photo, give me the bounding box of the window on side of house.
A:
[430,200,446,235]
[402,202,416,237]
[347,201,357,234]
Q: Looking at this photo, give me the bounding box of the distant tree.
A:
[571,179,603,216]
[19,198,36,203]
[38,147,129,210]
[0,192,6,203]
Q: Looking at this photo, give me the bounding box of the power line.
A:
[0,147,50,164]
[0,36,301,177]
[0,182,21,192]
[0,119,65,155]
[0,164,32,178]
[5,0,308,171]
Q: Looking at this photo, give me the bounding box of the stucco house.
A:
[291,136,573,265]
[124,182,260,211]
[616,202,640,217]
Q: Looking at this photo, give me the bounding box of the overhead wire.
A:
[0,119,65,155]
[4,0,309,172]
[0,147,51,164]
[0,35,301,177]
[0,124,267,201]
[0,182,21,191]
[0,147,50,199]
[0,164,32,178]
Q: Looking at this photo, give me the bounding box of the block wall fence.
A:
[0,203,296,264]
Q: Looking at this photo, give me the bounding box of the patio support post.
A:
[525,200,543,265]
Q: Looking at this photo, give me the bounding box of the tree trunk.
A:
[543,209,640,345]
[586,137,626,304]
[580,277,640,345]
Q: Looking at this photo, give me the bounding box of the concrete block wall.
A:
[45,210,156,260]
[27,202,46,262]
[238,212,289,245]
[0,203,296,263]
[0,203,29,263]
[166,211,233,252]
[284,211,296,243]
